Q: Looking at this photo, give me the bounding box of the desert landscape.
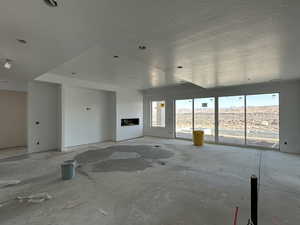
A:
[176,105,279,148]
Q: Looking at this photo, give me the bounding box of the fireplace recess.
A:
[121,118,139,126]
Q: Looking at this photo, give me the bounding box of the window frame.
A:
[245,93,280,149]
[175,98,194,139]
[194,97,216,142]
[172,92,280,150]
[218,95,246,145]
[151,100,166,128]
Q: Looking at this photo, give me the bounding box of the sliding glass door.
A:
[246,93,279,148]
[175,99,193,139]
[194,97,215,142]
[173,93,279,149]
[218,96,245,145]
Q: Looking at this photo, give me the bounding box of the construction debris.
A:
[0,180,21,187]
[16,192,52,203]
[98,208,108,216]
[63,200,84,209]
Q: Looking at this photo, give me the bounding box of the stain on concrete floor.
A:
[93,158,153,172]
[1,138,300,225]
[75,145,174,172]
[0,155,29,163]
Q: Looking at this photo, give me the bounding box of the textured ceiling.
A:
[0,0,300,89]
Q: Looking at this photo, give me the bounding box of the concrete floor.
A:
[0,137,299,225]
[0,147,27,160]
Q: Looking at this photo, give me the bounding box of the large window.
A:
[175,99,193,139]
[246,93,279,148]
[194,97,215,142]
[218,96,245,145]
[156,92,280,149]
[151,101,165,127]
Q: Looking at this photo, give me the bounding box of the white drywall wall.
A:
[0,80,28,92]
[27,81,60,153]
[143,81,300,154]
[115,90,143,141]
[279,82,300,154]
[62,86,114,148]
[37,73,119,92]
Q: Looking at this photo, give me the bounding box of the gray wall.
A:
[27,81,60,153]
[115,90,143,141]
[61,85,114,149]
[143,81,300,154]
[0,80,28,92]
[0,90,27,149]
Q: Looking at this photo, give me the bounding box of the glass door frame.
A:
[174,98,194,140]
[244,93,280,149]
[217,95,246,146]
[217,93,280,150]
[174,97,216,143]
[173,93,279,150]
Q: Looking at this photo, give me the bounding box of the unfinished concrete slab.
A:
[75,145,174,173]
[0,147,27,160]
[0,137,299,225]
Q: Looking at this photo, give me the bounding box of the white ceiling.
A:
[1,0,300,89]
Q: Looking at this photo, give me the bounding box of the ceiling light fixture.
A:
[4,59,12,70]
[17,39,27,44]
[44,0,58,7]
[138,45,147,50]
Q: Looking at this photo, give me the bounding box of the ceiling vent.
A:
[44,0,58,7]
[138,45,147,50]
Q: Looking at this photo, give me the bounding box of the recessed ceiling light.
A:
[113,55,119,58]
[17,39,27,44]
[138,45,147,50]
[4,59,12,70]
[44,0,58,7]
[177,66,183,69]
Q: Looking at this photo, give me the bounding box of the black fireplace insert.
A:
[121,118,139,126]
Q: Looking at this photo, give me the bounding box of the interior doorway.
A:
[0,90,27,155]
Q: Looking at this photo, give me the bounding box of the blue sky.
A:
[175,93,279,109]
[246,93,279,107]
